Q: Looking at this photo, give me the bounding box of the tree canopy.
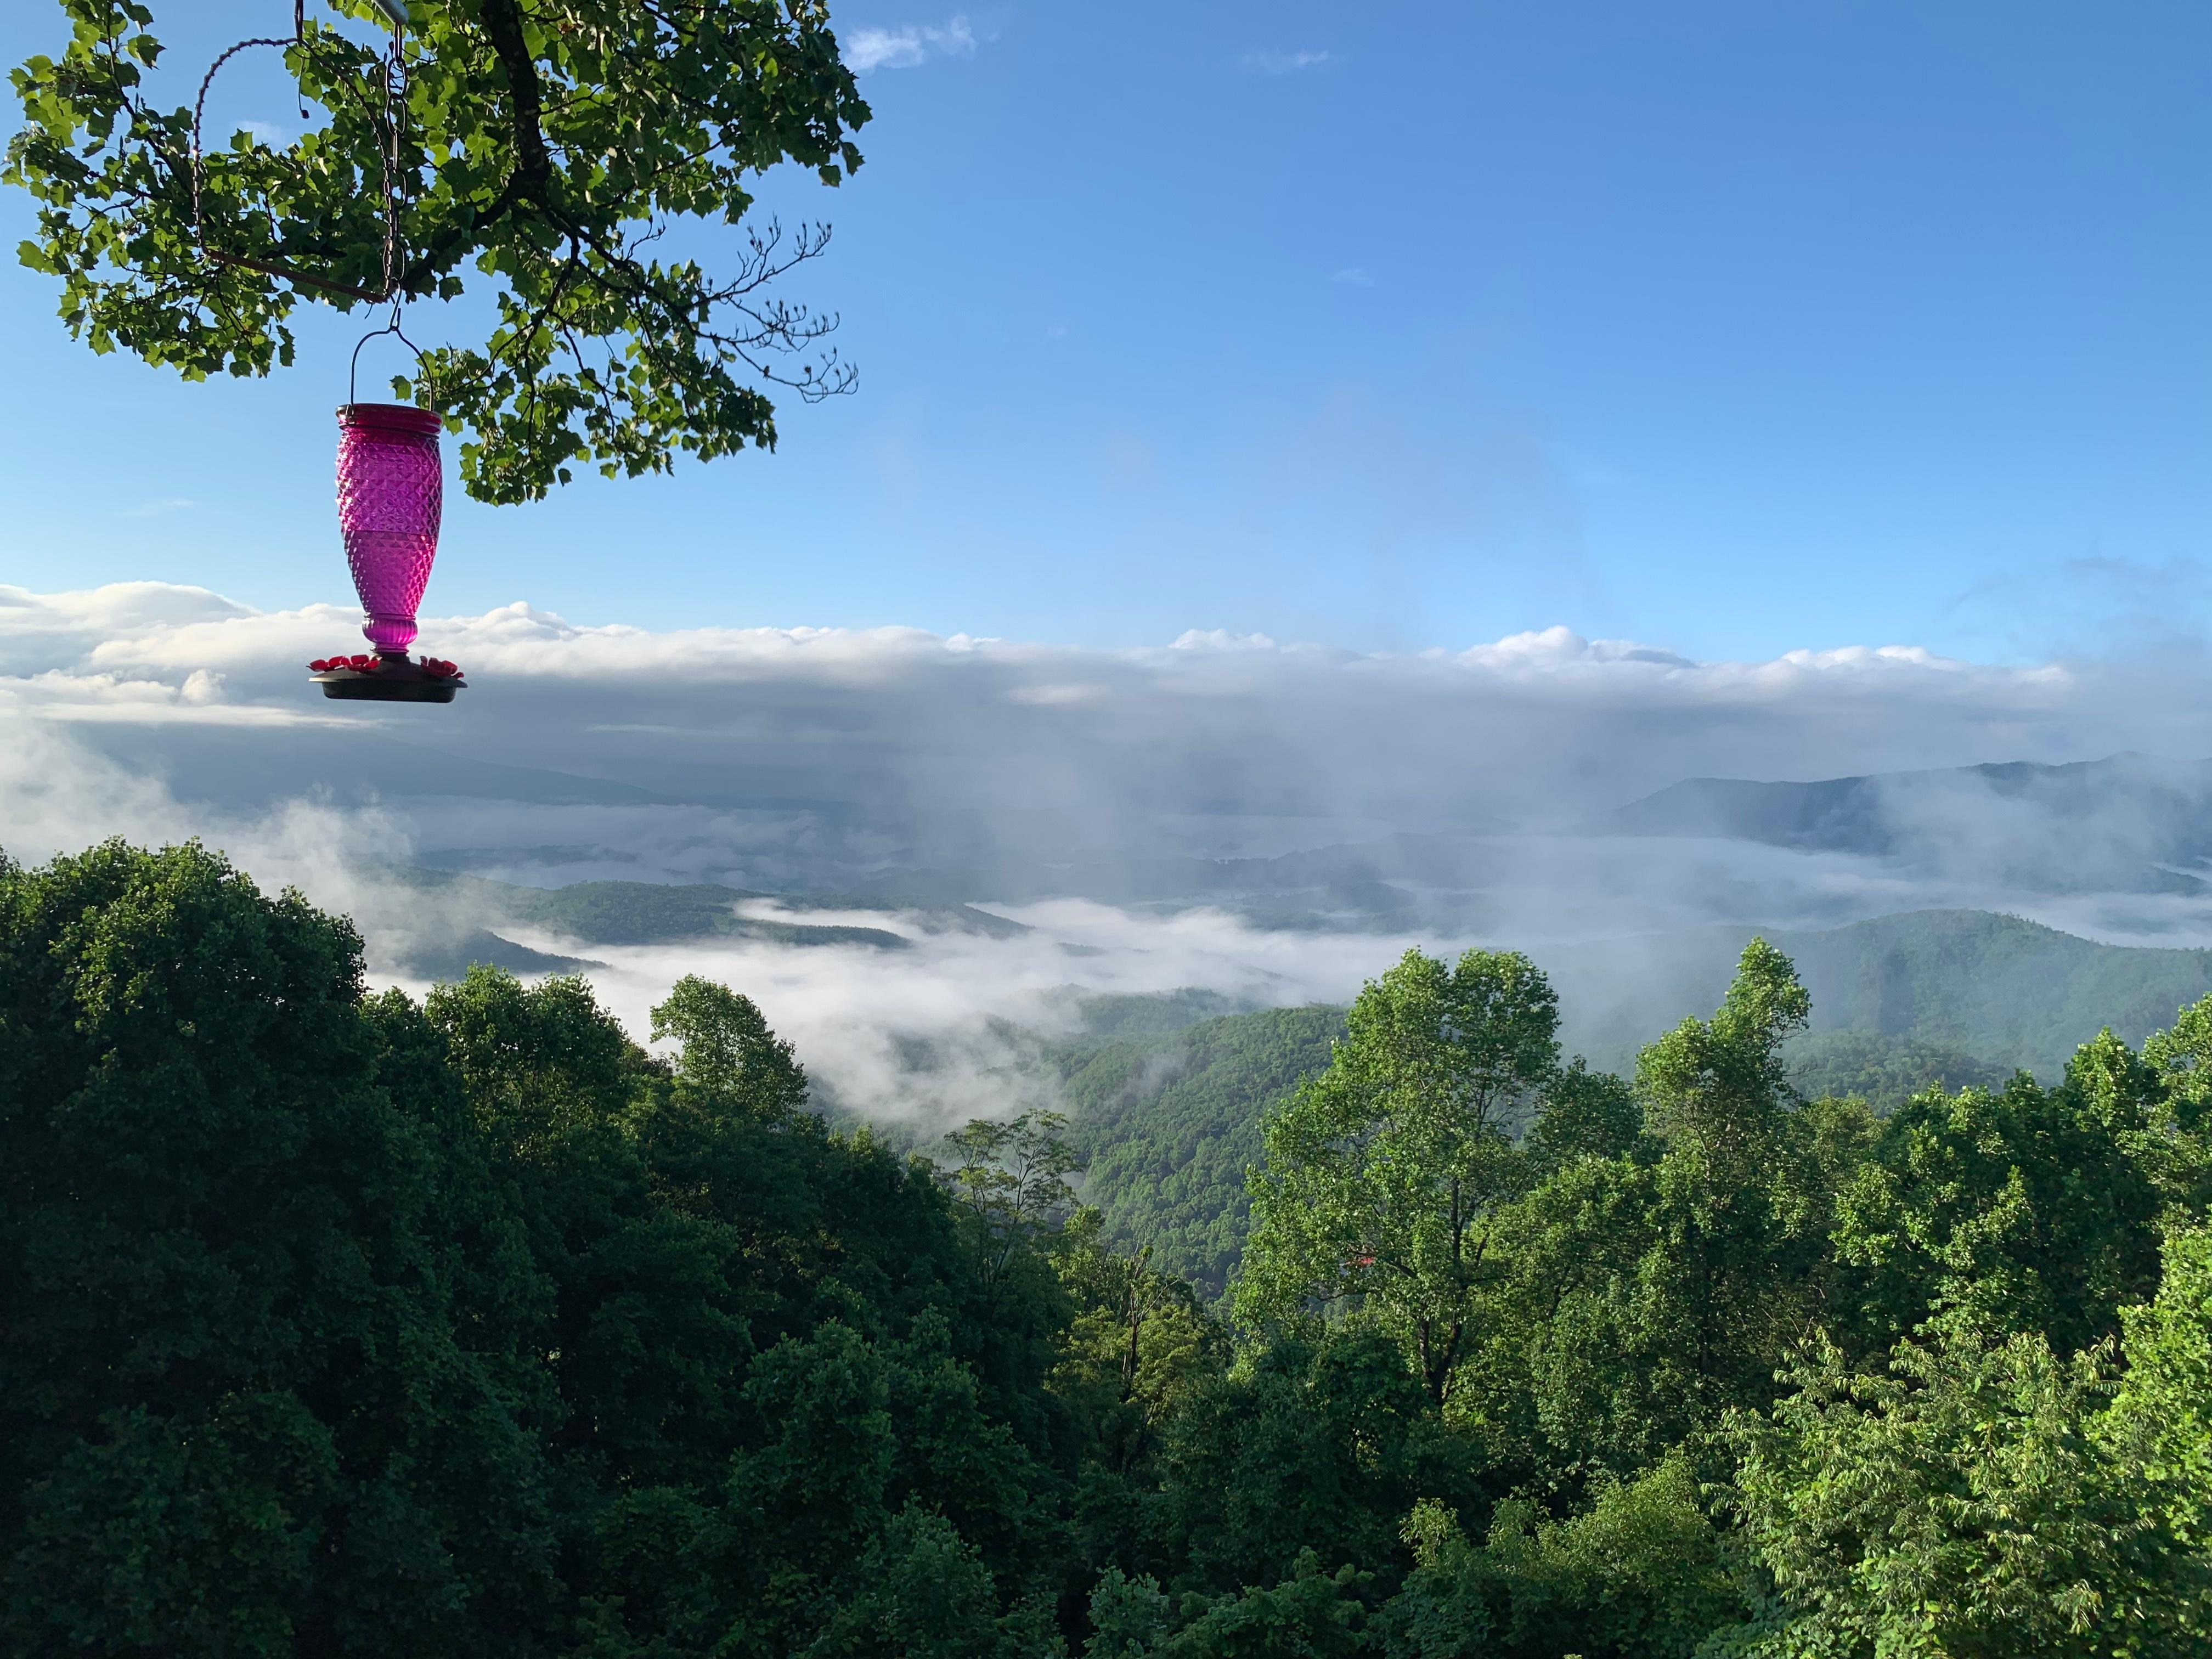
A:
[6,0,868,503]
[5,842,2212,1655]
[1237,949,1561,1403]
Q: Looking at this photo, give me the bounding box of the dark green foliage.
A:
[9,842,2212,1656]
[1443,946,1846,1498]
[0,840,557,1656]
[1057,917,2200,1322]
[651,973,810,1122]
[1384,1456,1745,1659]
[0,841,1059,1657]
[1725,1321,2203,1656]
[1085,1554,1375,1658]
[1526,1058,1646,1171]
[1830,1046,2164,1360]
[1165,1555,1376,1657]
[1044,1207,1227,1599]
[1152,1329,1479,1595]
[1239,950,1561,1405]
[2107,1226,2212,1564]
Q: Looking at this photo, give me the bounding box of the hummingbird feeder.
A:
[189,1,466,702]
[308,400,466,702]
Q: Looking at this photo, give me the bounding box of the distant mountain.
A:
[1587,753,2212,893]
[833,754,2212,924]
[493,881,912,949]
[393,930,605,981]
[388,871,1028,951]
[1538,909,2212,1079]
[1048,988,1251,1039]
[1780,1030,2013,1109]
[1590,773,1899,852]
[853,833,1504,932]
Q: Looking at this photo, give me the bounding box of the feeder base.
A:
[311,653,466,703]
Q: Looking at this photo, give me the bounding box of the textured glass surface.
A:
[336,407,443,654]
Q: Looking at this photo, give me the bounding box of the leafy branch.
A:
[4,0,870,503]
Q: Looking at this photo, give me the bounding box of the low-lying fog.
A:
[10,580,2212,1124]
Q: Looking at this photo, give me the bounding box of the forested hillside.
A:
[1051,908,2212,1301]
[387,871,1027,972]
[7,840,2212,1656]
[1054,1006,1346,1296]
[400,870,2212,1083]
[1054,1009,2022,1299]
[1541,907,2212,1077]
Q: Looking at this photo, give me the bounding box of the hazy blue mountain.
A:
[854,833,1506,932]
[492,880,909,948]
[1584,753,2212,893]
[1589,773,1900,852]
[828,752,2212,925]
[1538,909,2212,1079]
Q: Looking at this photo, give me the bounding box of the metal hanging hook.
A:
[348,301,425,407]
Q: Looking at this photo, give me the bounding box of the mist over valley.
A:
[11,580,2212,1134]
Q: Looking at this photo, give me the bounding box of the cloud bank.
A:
[7,580,2183,834]
[7,580,2208,887]
[8,580,2212,1121]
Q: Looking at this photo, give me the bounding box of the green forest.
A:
[6,841,2212,1657]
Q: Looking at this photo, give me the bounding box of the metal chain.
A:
[189,1,408,308]
[189,33,295,242]
[379,18,405,301]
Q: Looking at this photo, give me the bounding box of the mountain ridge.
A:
[1581,753,2212,894]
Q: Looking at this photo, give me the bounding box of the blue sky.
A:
[1,0,2205,664]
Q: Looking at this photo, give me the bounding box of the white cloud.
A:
[1243,49,1332,75]
[0,583,2174,833]
[476,898,1403,1126]
[845,15,977,72]
[1171,629,1279,651]
[1331,267,1376,287]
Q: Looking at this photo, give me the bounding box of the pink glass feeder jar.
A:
[336,403,444,656]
